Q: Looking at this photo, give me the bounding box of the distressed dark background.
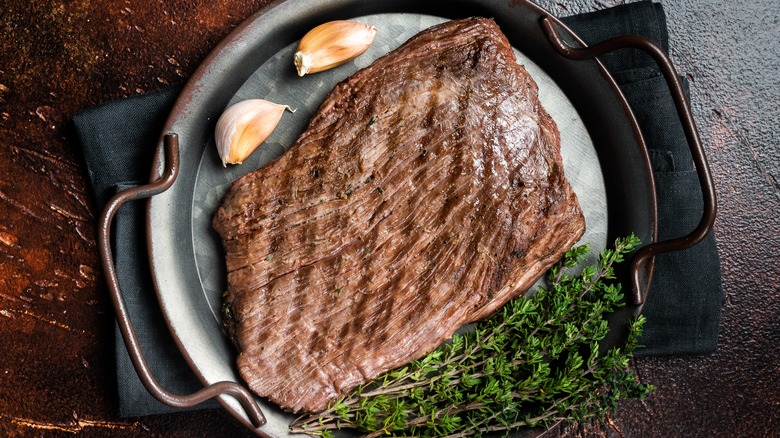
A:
[0,0,777,436]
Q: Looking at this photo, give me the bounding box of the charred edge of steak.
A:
[221,290,238,347]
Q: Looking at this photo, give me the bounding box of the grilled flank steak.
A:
[213,17,585,414]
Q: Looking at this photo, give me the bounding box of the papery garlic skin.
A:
[294,20,378,76]
[215,99,291,166]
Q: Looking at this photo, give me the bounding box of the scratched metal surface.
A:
[0,0,778,436]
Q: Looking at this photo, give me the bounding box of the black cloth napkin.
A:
[73,86,217,416]
[73,0,722,417]
[561,1,722,356]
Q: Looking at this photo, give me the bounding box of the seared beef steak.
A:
[213,17,585,413]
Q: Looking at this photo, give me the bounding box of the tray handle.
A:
[540,17,717,305]
[97,133,267,430]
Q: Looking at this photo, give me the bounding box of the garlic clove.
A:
[215,99,292,166]
[294,20,378,76]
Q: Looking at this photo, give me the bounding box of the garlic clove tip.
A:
[294,51,310,77]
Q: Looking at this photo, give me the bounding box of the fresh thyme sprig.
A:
[290,234,652,437]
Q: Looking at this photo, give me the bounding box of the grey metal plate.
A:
[148,0,655,435]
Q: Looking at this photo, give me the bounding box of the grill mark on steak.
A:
[287,158,476,389]
[213,17,585,413]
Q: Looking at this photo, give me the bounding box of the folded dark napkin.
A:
[561,1,722,356]
[73,86,218,416]
[73,0,721,417]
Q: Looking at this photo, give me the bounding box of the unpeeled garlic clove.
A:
[215,99,292,166]
[294,20,378,76]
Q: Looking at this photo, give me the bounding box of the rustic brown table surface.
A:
[1,0,778,436]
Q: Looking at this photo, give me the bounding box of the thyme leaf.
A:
[291,234,652,437]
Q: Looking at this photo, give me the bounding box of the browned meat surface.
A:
[212,17,585,414]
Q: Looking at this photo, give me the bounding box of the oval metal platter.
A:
[147,0,656,435]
